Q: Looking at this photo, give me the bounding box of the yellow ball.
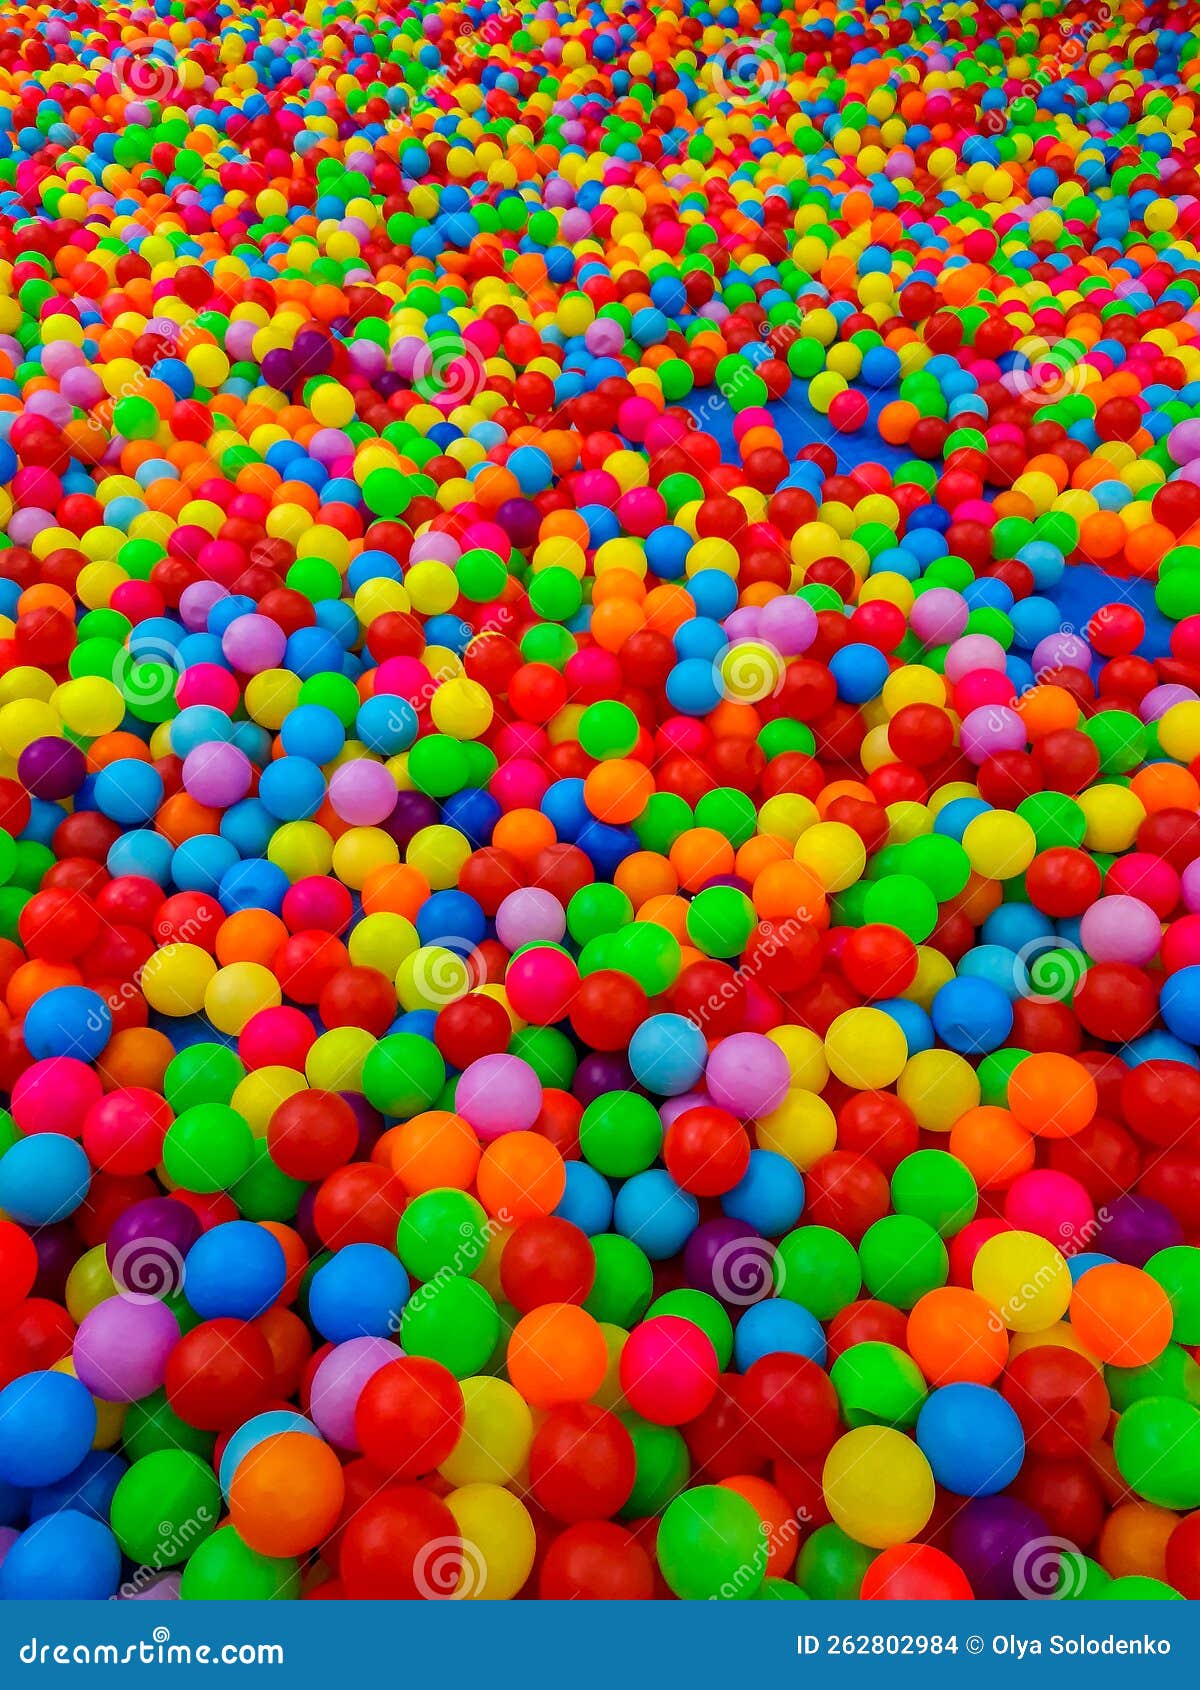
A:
[331,826,399,889]
[54,676,125,738]
[440,1378,533,1487]
[430,676,493,739]
[756,1089,836,1170]
[823,1427,936,1548]
[1158,700,1200,762]
[972,1230,1071,1333]
[898,1049,980,1133]
[349,912,419,975]
[140,944,216,1016]
[443,1484,536,1600]
[65,1246,116,1322]
[1077,784,1145,853]
[824,1007,908,1089]
[231,1066,306,1136]
[305,1027,373,1093]
[203,962,281,1035]
[267,821,333,881]
[396,945,470,1012]
[765,1025,828,1091]
[962,810,1037,880]
[407,825,472,890]
[757,794,818,843]
[793,821,866,892]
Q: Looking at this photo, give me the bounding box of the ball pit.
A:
[0,0,1197,1608]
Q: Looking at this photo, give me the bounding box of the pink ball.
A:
[758,594,818,655]
[960,705,1025,764]
[73,1296,179,1402]
[1104,852,1179,915]
[504,948,579,1025]
[11,1057,102,1137]
[1003,1169,1095,1254]
[176,663,241,714]
[328,761,397,827]
[238,1007,317,1072]
[309,1336,402,1449]
[490,758,550,810]
[704,1032,790,1118]
[944,633,1007,683]
[221,613,287,674]
[909,588,968,646]
[1079,896,1162,966]
[495,888,566,950]
[456,1053,543,1141]
[618,1315,719,1425]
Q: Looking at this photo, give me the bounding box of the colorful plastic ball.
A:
[823,1426,936,1548]
[309,1243,411,1342]
[355,1357,464,1479]
[656,1485,767,1600]
[72,1296,179,1403]
[916,1383,1025,1496]
[619,1316,718,1426]
[0,1370,96,1487]
[860,1544,973,1600]
[0,1513,120,1600]
[308,1337,402,1449]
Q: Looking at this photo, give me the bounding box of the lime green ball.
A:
[579,1091,662,1178]
[110,1451,221,1566]
[164,1044,246,1112]
[890,1150,978,1237]
[686,885,755,958]
[830,1342,928,1430]
[396,1189,488,1282]
[858,1215,948,1309]
[579,700,639,760]
[361,1033,445,1117]
[773,1226,862,1320]
[657,1486,767,1600]
[179,1528,300,1600]
[1113,1397,1200,1508]
[797,1523,877,1599]
[399,1277,500,1377]
[162,1104,253,1193]
[121,1389,215,1463]
[618,1415,690,1517]
[585,1234,654,1327]
[1146,1246,1200,1345]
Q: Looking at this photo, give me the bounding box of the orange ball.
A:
[360,864,430,921]
[669,828,735,892]
[719,1476,796,1576]
[476,1131,566,1222]
[583,759,654,825]
[906,1287,1009,1386]
[1008,1053,1096,1139]
[216,910,288,968]
[948,1106,1035,1189]
[229,1431,345,1557]
[384,1111,481,1195]
[507,1304,607,1408]
[96,1027,173,1092]
[1098,1502,1176,1583]
[1070,1264,1173,1368]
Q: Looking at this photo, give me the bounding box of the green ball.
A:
[863,874,938,942]
[1113,1397,1200,1508]
[686,885,755,959]
[900,834,971,900]
[976,1047,1030,1107]
[633,792,692,854]
[773,1226,862,1320]
[399,1277,500,1378]
[585,1234,654,1327]
[657,1486,766,1600]
[110,1451,221,1566]
[797,1523,876,1599]
[1146,1246,1200,1345]
[579,1090,662,1178]
[407,734,469,794]
[162,1104,253,1194]
[759,1576,809,1600]
[508,1025,576,1089]
[1098,1575,1183,1600]
[858,1215,948,1309]
[566,883,633,946]
[579,700,639,760]
[890,1150,978,1237]
[609,921,681,994]
[179,1528,300,1600]
[361,1033,446,1117]
[618,1415,690,1517]
[1106,1344,1200,1413]
[230,1142,305,1222]
[121,1389,215,1463]
[164,1044,246,1112]
[693,787,757,847]
[646,1289,733,1370]
[831,1342,928,1430]
[1056,1551,1111,1600]
[396,1189,488,1282]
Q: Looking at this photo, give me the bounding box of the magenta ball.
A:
[1002,1169,1095,1252]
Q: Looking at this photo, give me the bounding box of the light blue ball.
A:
[733,1298,827,1372]
[722,1150,805,1237]
[628,1013,708,1096]
[0,1134,90,1225]
[613,1170,699,1259]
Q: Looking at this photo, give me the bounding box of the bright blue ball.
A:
[722,1150,805,1237]
[93,759,163,826]
[30,1450,126,1523]
[1160,966,1200,1044]
[0,1372,96,1488]
[613,1170,699,1259]
[258,756,327,821]
[553,1161,614,1237]
[916,1383,1025,1496]
[733,1297,827,1372]
[829,643,890,704]
[0,1134,90,1225]
[308,1243,411,1342]
[184,1222,287,1320]
[0,1512,120,1599]
[23,986,111,1061]
[628,1013,707,1096]
[931,977,1014,1054]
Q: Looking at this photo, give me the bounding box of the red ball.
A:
[268,1090,360,1181]
[739,1352,840,1461]
[528,1404,636,1521]
[538,1521,654,1599]
[860,1544,973,1600]
[839,924,918,997]
[663,1106,750,1197]
[164,1318,274,1430]
[1000,1346,1110,1458]
[570,970,647,1050]
[500,1217,595,1311]
[355,1357,464,1479]
[340,1487,461,1600]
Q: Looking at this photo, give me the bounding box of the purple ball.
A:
[383,790,439,850]
[949,1497,1051,1600]
[105,1197,201,1299]
[73,1297,179,1402]
[684,1217,773,1306]
[706,1032,790,1118]
[573,1053,636,1107]
[309,1337,402,1449]
[1096,1195,1184,1266]
[221,613,287,674]
[261,348,294,392]
[32,1223,75,1303]
[182,741,252,808]
[17,737,86,799]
